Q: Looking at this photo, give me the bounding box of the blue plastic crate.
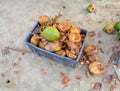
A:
[25,22,87,68]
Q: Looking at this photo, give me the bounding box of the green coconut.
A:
[114,22,120,32]
[117,32,120,39]
[42,26,60,41]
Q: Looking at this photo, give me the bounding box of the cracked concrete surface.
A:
[0,0,120,91]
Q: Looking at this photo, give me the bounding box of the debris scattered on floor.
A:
[98,48,104,53]
[61,84,68,90]
[114,65,120,80]
[2,46,31,54]
[88,31,95,37]
[13,63,18,67]
[18,57,22,61]
[75,75,81,80]
[1,47,10,55]
[89,61,106,75]
[108,44,120,65]
[110,85,116,91]
[41,69,47,75]
[60,72,65,77]
[102,72,120,91]
[83,45,98,55]
[79,29,119,90]
[62,76,70,84]
[21,51,26,55]
[13,70,19,75]
[1,73,5,77]
[79,43,107,77]
[62,5,66,9]
[100,43,120,91]
[6,79,11,84]
[90,82,102,90]
[86,71,93,78]
[98,40,102,44]
[6,83,16,89]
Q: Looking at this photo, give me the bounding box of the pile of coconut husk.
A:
[30,14,85,59]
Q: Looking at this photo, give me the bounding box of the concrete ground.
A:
[0,0,120,91]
